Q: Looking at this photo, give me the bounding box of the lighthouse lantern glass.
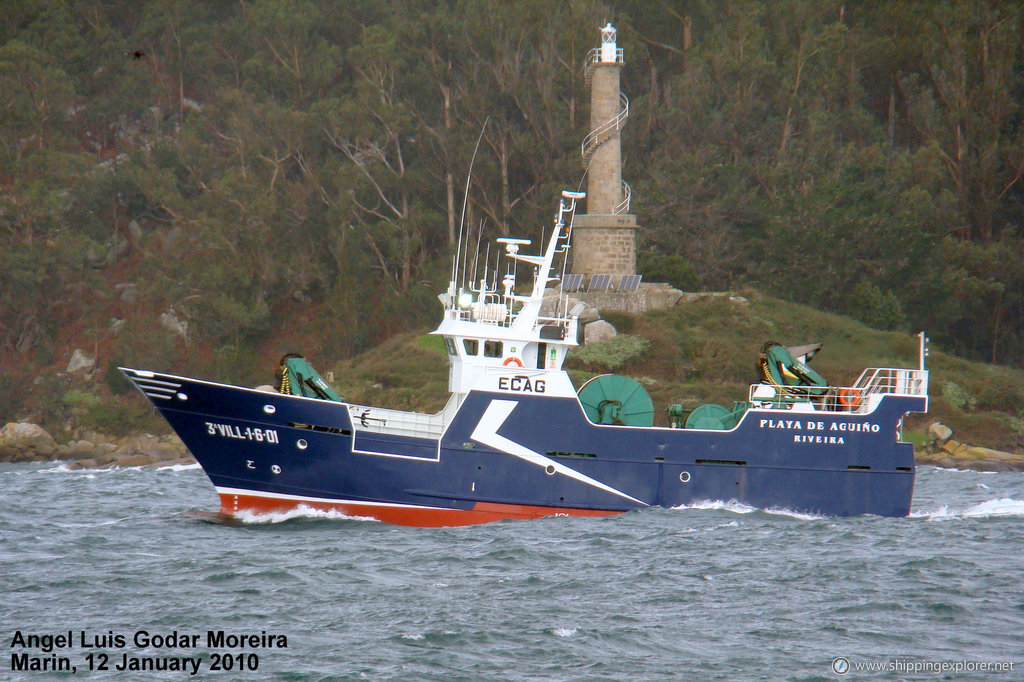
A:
[600,24,617,62]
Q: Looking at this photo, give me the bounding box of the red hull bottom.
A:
[218,491,622,527]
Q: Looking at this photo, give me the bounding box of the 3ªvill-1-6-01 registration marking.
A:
[206,422,279,444]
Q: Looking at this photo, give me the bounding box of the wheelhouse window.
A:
[444,338,457,356]
[463,339,479,356]
[484,340,503,358]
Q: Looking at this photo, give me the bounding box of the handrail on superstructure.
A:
[853,367,929,399]
[748,367,929,413]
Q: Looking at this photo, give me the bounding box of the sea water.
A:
[2,461,1022,680]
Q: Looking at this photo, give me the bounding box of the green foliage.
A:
[104,359,133,395]
[569,334,650,370]
[640,255,701,292]
[848,280,906,331]
[0,372,20,424]
[414,334,446,356]
[942,381,976,412]
[62,389,155,436]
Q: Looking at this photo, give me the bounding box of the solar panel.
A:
[618,274,642,292]
[588,274,612,291]
[561,273,584,292]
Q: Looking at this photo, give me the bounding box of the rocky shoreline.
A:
[914,422,1024,472]
[2,420,1021,473]
[0,422,194,470]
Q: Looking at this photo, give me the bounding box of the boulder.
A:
[940,440,965,456]
[927,422,953,445]
[962,446,1023,464]
[0,423,59,461]
[104,235,130,266]
[539,291,599,326]
[67,349,96,375]
[127,220,143,243]
[94,451,120,466]
[116,283,138,304]
[118,454,155,468]
[160,309,189,340]
[148,441,185,461]
[115,433,160,455]
[62,440,98,460]
[584,320,617,344]
[95,443,118,457]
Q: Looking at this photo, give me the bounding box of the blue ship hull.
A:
[124,369,923,525]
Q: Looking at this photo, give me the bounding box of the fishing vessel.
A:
[123,190,929,526]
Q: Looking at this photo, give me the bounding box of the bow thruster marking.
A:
[470,399,646,506]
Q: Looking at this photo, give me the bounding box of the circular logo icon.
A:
[832,657,850,675]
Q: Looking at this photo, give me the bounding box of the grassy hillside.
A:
[328,289,1024,454]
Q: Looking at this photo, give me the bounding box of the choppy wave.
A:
[4,459,1024,680]
[155,462,202,471]
[911,497,1024,520]
[34,461,201,473]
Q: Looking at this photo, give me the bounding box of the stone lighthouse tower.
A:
[572,23,638,284]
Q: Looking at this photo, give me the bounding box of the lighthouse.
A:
[572,23,639,284]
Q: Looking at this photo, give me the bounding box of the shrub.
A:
[847,279,906,331]
[640,254,701,291]
[569,334,650,370]
[942,380,976,412]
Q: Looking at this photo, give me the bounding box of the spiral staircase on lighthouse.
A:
[581,39,631,215]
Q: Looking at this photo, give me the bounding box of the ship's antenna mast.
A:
[471,219,484,289]
[453,116,490,288]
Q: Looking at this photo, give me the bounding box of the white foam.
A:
[155,462,202,472]
[551,627,578,638]
[38,462,115,475]
[761,507,826,521]
[232,504,379,525]
[672,499,757,514]
[920,464,998,475]
[670,499,824,520]
[911,498,1024,520]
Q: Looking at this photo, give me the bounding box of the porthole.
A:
[679,471,691,483]
[297,439,308,450]
[263,404,276,414]
[271,464,281,475]
[545,464,556,475]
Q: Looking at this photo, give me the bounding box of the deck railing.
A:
[749,368,929,413]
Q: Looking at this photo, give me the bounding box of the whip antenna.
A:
[453,115,490,287]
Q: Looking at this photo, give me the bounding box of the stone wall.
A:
[571,213,638,277]
[571,283,683,315]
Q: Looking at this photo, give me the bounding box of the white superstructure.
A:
[432,191,587,400]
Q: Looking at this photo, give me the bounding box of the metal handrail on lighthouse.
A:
[581,92,628,167]
[616,180,632,214]
[580,92,630,215]
[584,47,624,85]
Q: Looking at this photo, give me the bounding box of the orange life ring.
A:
[503,357,523,367]
[838,388,862,408]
